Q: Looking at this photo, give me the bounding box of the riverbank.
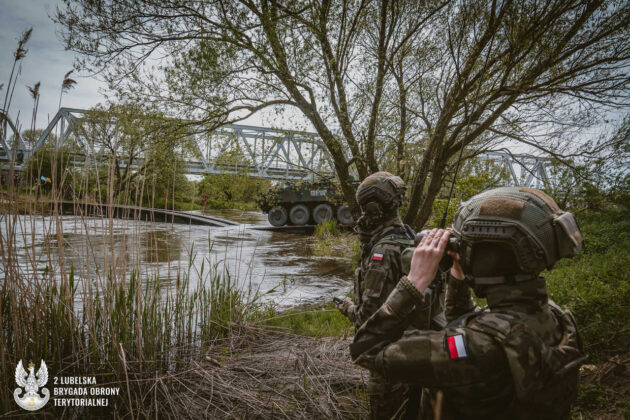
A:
[0,194,356,417]
[0,189,258,214]
[154,325,366,418]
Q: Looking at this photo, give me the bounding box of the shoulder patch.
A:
[372,253,384,261]
[447,334,468,359]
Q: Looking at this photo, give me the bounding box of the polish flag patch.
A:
[372,253,384,261]
[447,334,468,359]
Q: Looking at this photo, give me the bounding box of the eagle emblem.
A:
[14,360,50,411]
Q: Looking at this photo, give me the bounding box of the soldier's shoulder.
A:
[371,241,403,252]
[465,311,518,336]
[372,233,413,251]
[441,324,506,366]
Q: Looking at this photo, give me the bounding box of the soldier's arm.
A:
[445,273,479,322]
[345,303,357,323]
[445,251,478,322]
[353,244,401,325]
[350,277,505,387]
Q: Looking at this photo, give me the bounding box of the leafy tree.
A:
[20,129,43,148]
[196,148,272,208]
[75,104,194,201]
[544,116,630,211]
[197,173,269,208]
[56,0,630,228]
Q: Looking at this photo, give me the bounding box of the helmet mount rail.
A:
[457,220,548,275]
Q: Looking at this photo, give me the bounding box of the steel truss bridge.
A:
[1,108,549,187]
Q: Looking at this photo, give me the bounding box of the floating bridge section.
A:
[60,201,238,227]
[1,108,549,187]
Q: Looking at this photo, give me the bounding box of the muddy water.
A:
[0,209,354,307]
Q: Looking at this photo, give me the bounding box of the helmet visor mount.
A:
[356,184,399,211]
[457,219,548,277]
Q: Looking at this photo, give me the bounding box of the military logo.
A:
[447,334,468,359]
[372,253,384,261]
[14,360,50,411]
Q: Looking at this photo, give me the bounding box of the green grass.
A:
[315,219,341,237]
[261,302,353,337]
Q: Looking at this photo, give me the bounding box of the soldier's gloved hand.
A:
[336,297,353,316]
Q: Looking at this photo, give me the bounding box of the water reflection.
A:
[0,209,354,307]
[141,229,182,263]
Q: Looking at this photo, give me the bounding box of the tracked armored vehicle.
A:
[257,180,354,227]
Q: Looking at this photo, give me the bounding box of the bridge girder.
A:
[1,108,550,187]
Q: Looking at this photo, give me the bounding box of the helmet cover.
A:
[355,171,406,217]
[452,187,583,284]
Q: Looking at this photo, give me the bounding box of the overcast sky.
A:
[0,0,300,134]
[0,0,108,131]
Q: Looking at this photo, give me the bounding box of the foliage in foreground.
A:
[313,219,362,268]
[262,302,353,338]
[0,233,270,416]
[545,208,630,361]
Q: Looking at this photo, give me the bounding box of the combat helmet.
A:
[355,171,406,222]
[452,187,583,285]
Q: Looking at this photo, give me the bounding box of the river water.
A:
[0,209,354,307]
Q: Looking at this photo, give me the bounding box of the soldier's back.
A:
[428,301,581,420]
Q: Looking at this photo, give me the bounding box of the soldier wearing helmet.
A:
[336,171,446,420]
[350,187,585,419]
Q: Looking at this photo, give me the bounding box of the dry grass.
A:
[155,325,367,419]
[574,354,630,419]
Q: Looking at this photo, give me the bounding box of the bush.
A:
[313,219,361,267]
[545,208,630,360]
[197,173,270,210]
[315,219,340,238]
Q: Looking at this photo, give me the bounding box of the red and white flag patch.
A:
[447,334,468,359]
[372,253,384,261]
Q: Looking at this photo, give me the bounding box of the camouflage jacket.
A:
[350,275,585,419]
[346,222,445,330]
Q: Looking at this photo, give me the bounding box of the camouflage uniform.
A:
[345,219,445,330]
[350,187,586,419]
[342,172,446,420]
[347,219,446,420]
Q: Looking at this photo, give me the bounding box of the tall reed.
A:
[0,144,269,416]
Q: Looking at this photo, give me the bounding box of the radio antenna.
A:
[439,6,498,228]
